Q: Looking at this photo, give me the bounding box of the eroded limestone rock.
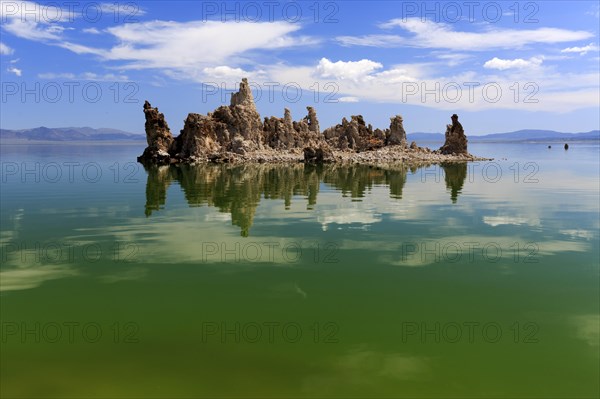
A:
[323,115,384,151]
[387,115,407,147]
[214,78,263,152]
[137,101,174,165]
[263,106,326,150]
[138,78,474,164]
[439,114,468,155]
[303,145,334,164]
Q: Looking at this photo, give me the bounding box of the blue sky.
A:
[1,0,599,135]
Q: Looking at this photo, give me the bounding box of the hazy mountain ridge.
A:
[0,127,145,141]
[408,130,600,142]
[1,127,598,143]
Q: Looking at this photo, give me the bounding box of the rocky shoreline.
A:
[177,146,488,165]
[138,78,490,165]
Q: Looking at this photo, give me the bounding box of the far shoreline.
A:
[0,139,145,145]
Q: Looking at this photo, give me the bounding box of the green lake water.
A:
[1,142,598,398]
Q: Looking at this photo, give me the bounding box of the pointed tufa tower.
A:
[439,114,468,155]
[137,101,174,164]
[230,78,255,107]
[212,78,264,153]
[387,115,407,147]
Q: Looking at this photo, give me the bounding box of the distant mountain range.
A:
[0,127,144,142]
[1,127,598,143]
[408,129,600,143]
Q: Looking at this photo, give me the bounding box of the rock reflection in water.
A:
[144,163,468,236]
[441,163,468,203]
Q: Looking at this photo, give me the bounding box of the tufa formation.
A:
[138,78,471,165]
[439,114,468,155]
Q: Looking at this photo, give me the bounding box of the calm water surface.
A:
[1,142,598,398]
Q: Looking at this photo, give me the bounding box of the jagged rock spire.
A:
[230,78,255,108]
[138,101,174,164]
[439,114,468,155]
[387,115,407,146]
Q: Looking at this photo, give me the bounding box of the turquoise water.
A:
[1,142,598,397]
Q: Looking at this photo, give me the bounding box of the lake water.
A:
[1,142,598,398]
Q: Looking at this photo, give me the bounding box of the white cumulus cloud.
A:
[201,66,260,88]
[561,43,599,55]
[316,58,383,81]
[203,66,251,80]
[483,57,543,70]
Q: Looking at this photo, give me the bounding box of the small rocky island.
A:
[138,78,486,165]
